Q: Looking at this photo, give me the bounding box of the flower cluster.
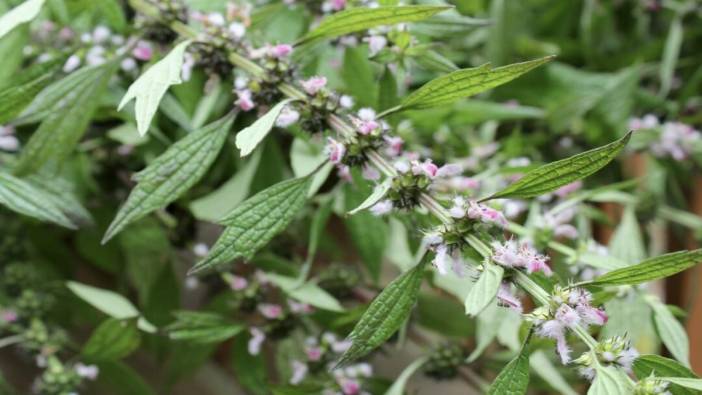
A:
[629,115,702,161]
[61,26,153,74]
[574,336,639,380]
[491,239,553,275]
[449,197,507,227]
[528,286,608,364]
[633,377,673,395]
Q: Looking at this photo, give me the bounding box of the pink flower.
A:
[275,106,300,127]
[370,200,393,216]
[305,346,323,361]
[132,41,153,61]
[524,253,552,276]
[330,0,347,11]
[576,304,608,326]
[383,136,403,157]
[361,165,380,181]
[497,283,523,313]
[357,120,379,135]
[555,304,581,328]
[435,164,462,178]
[467,201,506,227]
[248,327,266,355]
[554,181,583,198]
[536,320,570,363]
[301,76,327,95]
[259,303,284,319]
[337,165,352,182]
[411,160,438,178]
[269,44,293,58]
[1,309,18,323]
[394,160,410,174]
[325,138,346,164]
[235,90,255,111]
[364,35,387,56]
[339,378,361,395]
[448,176,480,191]
[288,300,313,314]
[228,275,248,291]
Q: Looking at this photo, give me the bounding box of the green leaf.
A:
[586,249,702,286]
[342,46,376,107]
[529,351,578,395]
[14,61,118,175]
[0,171,76,228]
[464,264,504,316]
[659,15,682,97]
[336,259,426,367]
[82,318,141,361]
[0,56,64,124]
[290,138,332,197]
[397,57,552,112]
[344,179,388,281]
[633,355,698,395]
[95,361,156,395]
[487,340,530,395]
[66,281,156,333]
[119,40,192,136]
[166,311,243,344]
[299,5,449,44]
[486,132,631,200]
[102,114,234,243]
[265,273,344,312]
[609,205,646,264]
[235,98,296,157]
[348,179,391,215]
[232,333,268,395]
[0,0,45,39]
[189,176,313,274]
[646,296,690,367]
[27,173,93,227]
[384,357,428,395]
[96,0,127,32]
[587,365,633,395]
[657,378,702,391]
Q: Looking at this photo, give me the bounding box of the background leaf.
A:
[82,318,141,361]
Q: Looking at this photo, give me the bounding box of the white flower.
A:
[63,54,82,73]
[339,95,355,109]
[290,360,308,384]
[248,327,266,355]
[275,106,300,128]
[364,35,387,56]
[74,363,99,380]
[228,22,246,39]
[92,26,111,43]
[370,199,393,216]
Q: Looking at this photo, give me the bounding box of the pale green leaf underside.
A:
[633,355,698,395]
[336,260,426,367]
[0,172,75,228]
[235,98,296,157]
[647,296,690,367]
[300,5,450,43]
[487,346,530,395]
[189,176,313,274]
[0,0,45,39]
[119,40,191,136]
[265,273,344,312]
[400,57,553,111]
[66,281,156,333]
[14,61,118,175]
[464,264,504,316]
[587,249,702,286]
[587,365,633,395]
[103,114,234,243]
[658,378,702,391]
[487,132,632,200]
[348,179,391,215]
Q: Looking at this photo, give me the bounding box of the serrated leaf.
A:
[82,318,141,361]
[189,176,313,274]
[265,273,344,312]
[658,378,702,391]
[384,357,428,395]
[464,264,504,316]
[397,57,552,112]
[586,249,702,286]
[633,355,698,395]
[348,179,391,215]
[646,296,690,367]
[486,132,631,200]
[236,98,296,157]
[14,61,118,175]
[0,56,64,124]
[27,173,93,227]
[166,311,243,344]
[103,114,234,243]
[299,5,449,44]
[66,281,156,333]
[119,40,191,136]
[0,0,45,39]
[336,259,426,367]
[487,341,530,395]
[588,365,633,395]
[0,171,76,228]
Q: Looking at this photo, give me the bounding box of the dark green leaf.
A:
[166,311,243,344]
[189,176,313,274]
[103,114,234,243]
[82,318,141,361]
[336,259,426,367]
[486,132,631,200]
[0,171,76,228]
[487,341,530,395]
[0,56,64,124]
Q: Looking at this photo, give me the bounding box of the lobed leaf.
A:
[486,132,632,200]
[397,57,552,112]
[335,259,426,367]
[464,264,504,316]
[14,61,118,175]
[119,40,192,136]
[235,98,296,157]
[82,318,141,361]
[103,114,234,243]
[586,249,702,286]
[487,341,530,395]
[0,0,45,39]
[189,176,313,274]
[0,171,76,228]
[299,5,450,44]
